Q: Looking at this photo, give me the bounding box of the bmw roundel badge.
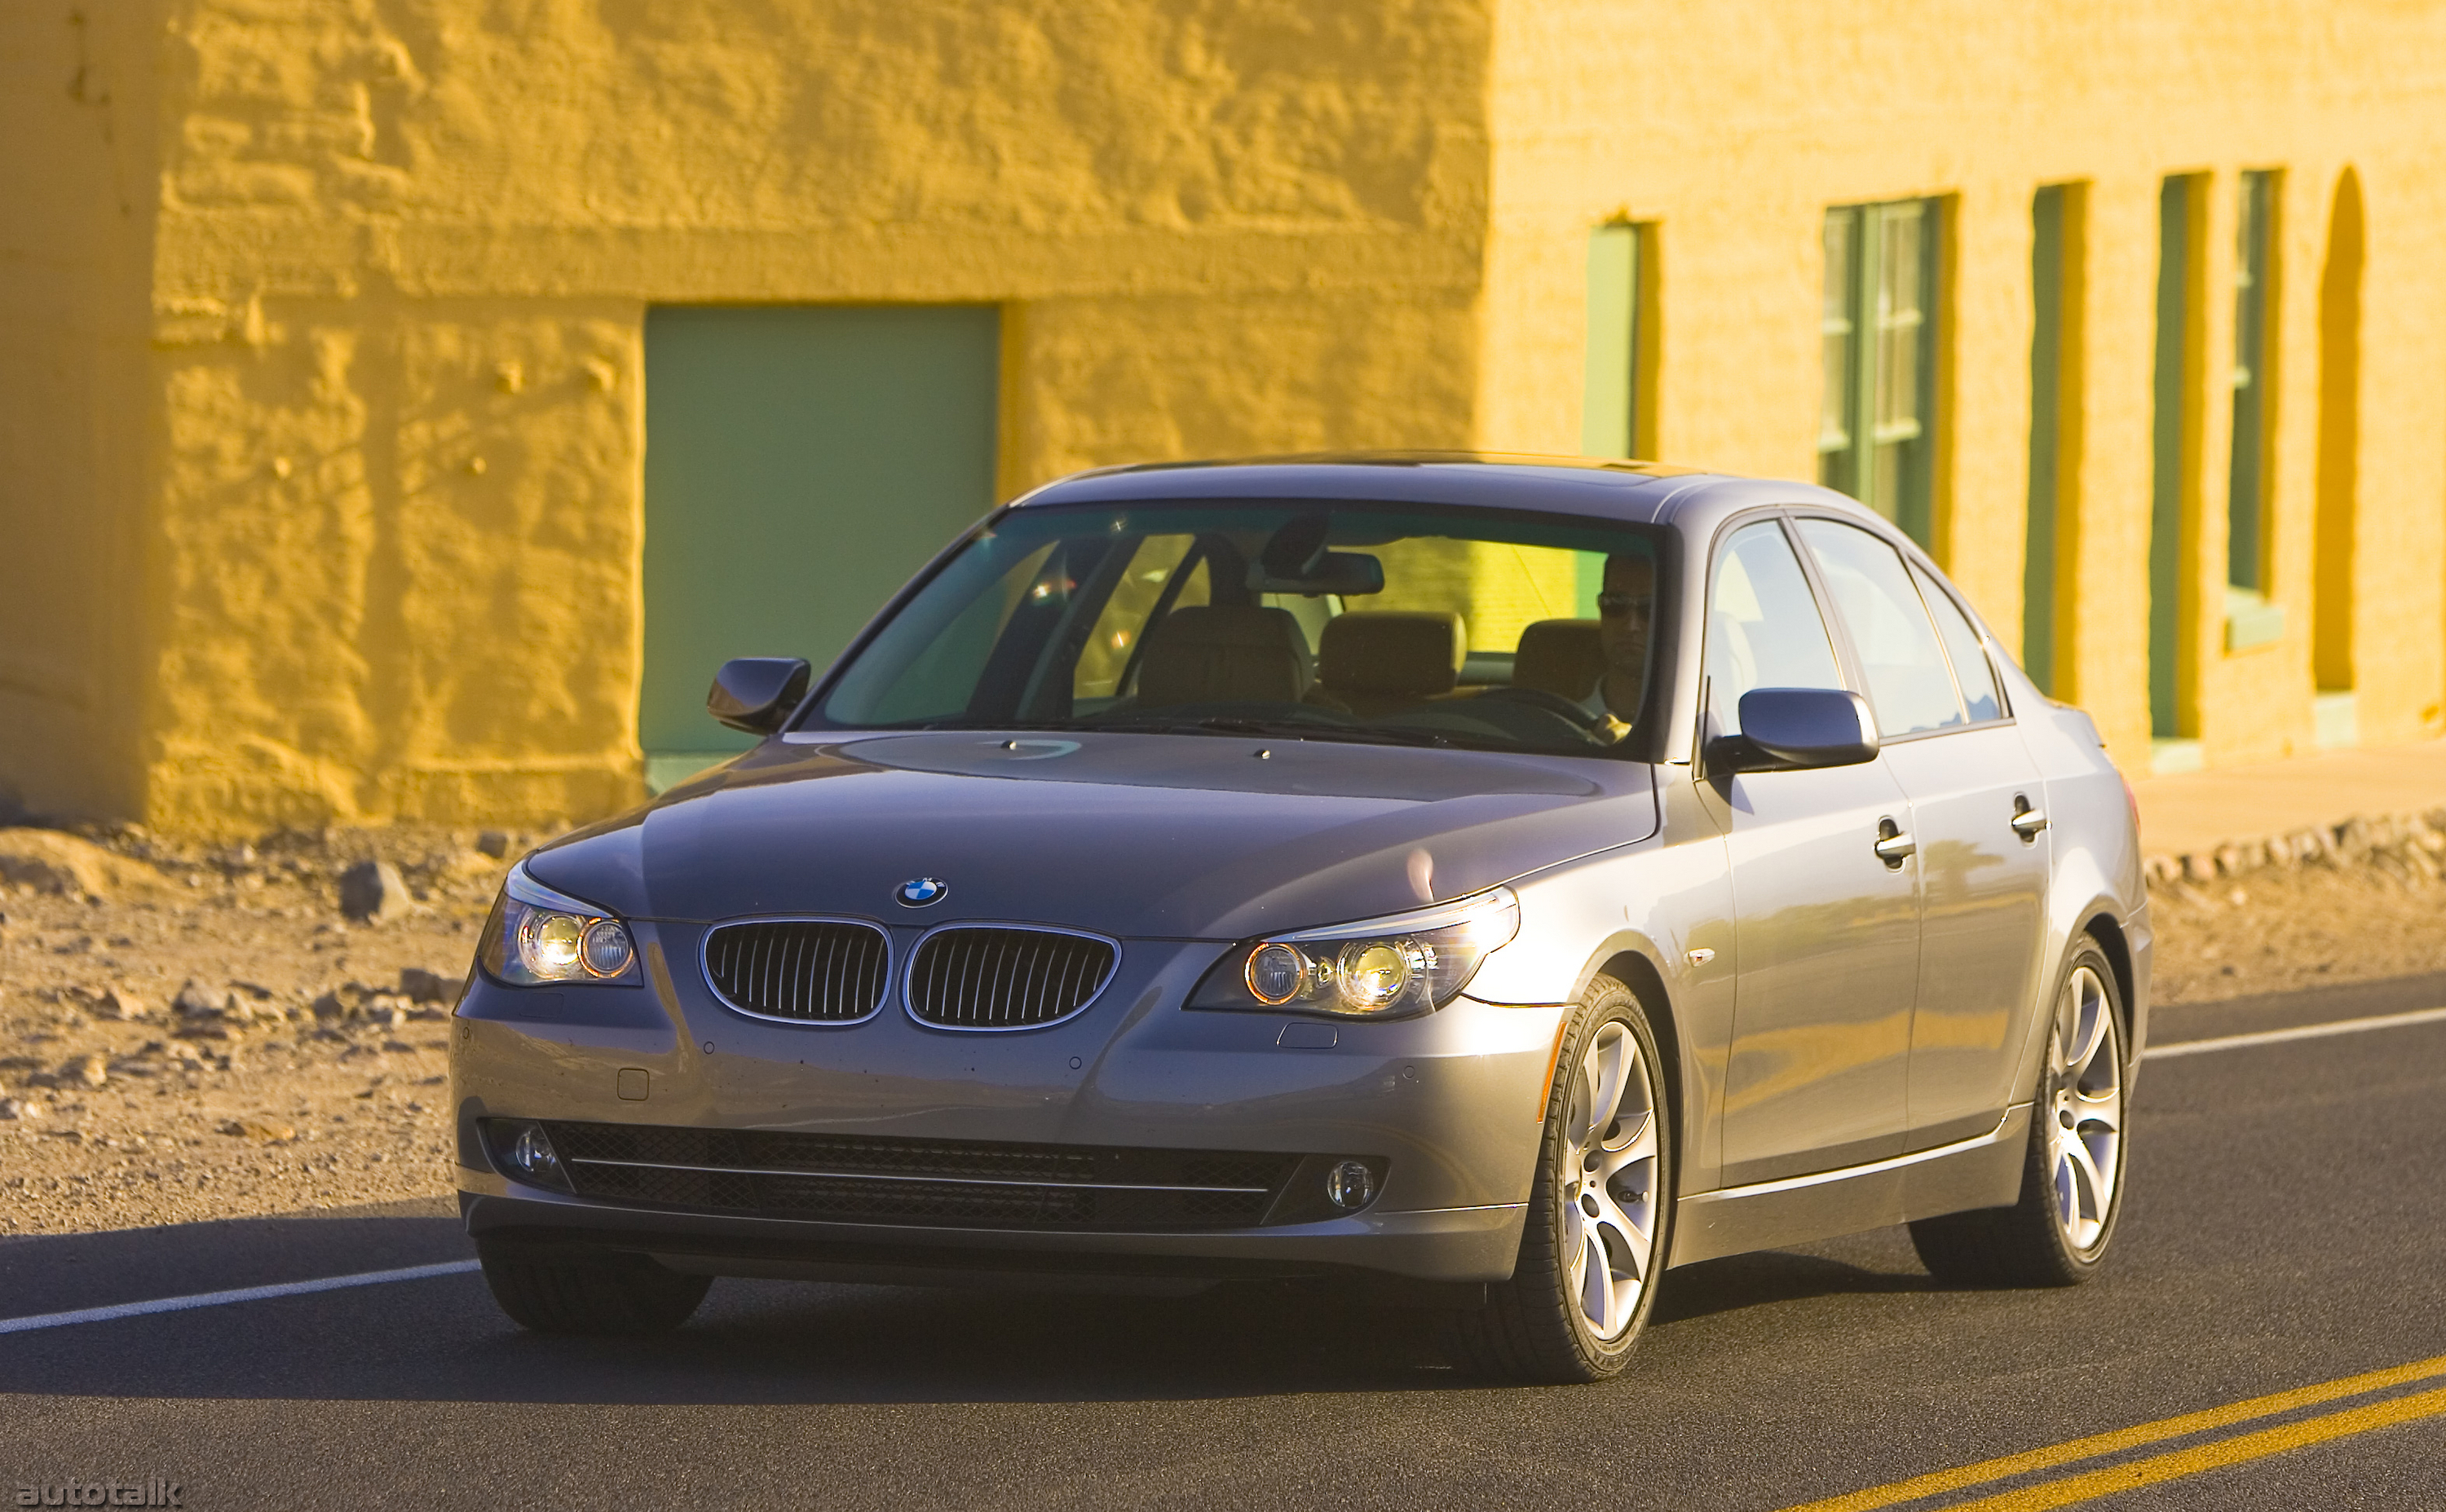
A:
[895,876,949,908]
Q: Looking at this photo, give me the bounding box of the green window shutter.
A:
[1817,208,1861,496]
[2227,170,2277,594]
[2024,185,2069,696]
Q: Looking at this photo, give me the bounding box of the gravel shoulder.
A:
[3,818,2440,1241]
[0,824,518,1238]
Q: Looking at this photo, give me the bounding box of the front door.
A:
[641,305,1000,791]
[1700,518,1921,1187]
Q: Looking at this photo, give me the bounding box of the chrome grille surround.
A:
[903,923,1120,1031]
[701,917,892,1025]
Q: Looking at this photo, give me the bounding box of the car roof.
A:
[1007,451,1884,534]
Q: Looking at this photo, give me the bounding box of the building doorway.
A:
[641,305,1000,790]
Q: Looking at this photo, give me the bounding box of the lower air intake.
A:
[541,1122,1300,1232]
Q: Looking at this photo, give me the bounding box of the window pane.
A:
[1706,521,1845,737]
[1874,204,1924,443]
[1912,562,2002,722]
[1797,519,1963,736]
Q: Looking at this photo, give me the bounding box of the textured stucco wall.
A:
[8,0,1490,833]
[10,0,2446,832]
[1478,0,2446,769]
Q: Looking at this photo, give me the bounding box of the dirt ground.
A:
[3,821,2441,1240]
[0,823,523,1239]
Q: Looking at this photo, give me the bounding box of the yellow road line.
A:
[1943,1382,2446,1511]
[1777,1352,2446,1512]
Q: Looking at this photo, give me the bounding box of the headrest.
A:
[1318,611,1466,697]
[1135,605,1314,707]
[1513,619,1605,701]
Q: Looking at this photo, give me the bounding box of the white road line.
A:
[0,1259,481,1336]
[2145,1005,2446,1061]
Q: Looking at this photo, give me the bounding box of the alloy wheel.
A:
[2046,963,2124,1254]
[1561,1020,1661,1340]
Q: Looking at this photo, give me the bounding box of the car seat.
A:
[1133,605,1317,708]
[1512,619,1604,703]
[1315,611,1466,719]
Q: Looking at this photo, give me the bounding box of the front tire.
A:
[1450,975,1673,1383]
[478,1242,712,1334]
[1909,939,2130,1287]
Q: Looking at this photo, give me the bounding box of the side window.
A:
[1706,521,1845,737]
[1912,562,2003,721]
[1797,518,1963,738]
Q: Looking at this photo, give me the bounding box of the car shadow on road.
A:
[0,1202,1953,1408]
[1653,1246,1936,1326]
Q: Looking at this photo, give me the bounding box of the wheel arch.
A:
[1591,946,1689,1188]
[2009,888,2143,1101]
[2082,909,2136,1045]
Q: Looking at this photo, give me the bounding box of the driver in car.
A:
[1580,552,1653,734]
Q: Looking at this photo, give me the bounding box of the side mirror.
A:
[707,658,810,734]
[1706,687,1879,774]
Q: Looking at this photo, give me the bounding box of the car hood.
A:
[527,731,1659,941]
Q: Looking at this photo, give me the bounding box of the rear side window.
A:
[1913,562,2003,722]
[1704,521,1845,737]
[1795,518,1962,737]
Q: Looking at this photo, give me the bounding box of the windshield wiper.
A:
[1088,716,1455,748]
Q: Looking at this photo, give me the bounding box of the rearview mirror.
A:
[707,658,810,734]
[1248,512,1385,596]
[1706,687,1878,774]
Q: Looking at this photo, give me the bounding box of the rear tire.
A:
[478,1242,712,1334]
[1448,975,1673,1383]
[1909,938,2129,1287]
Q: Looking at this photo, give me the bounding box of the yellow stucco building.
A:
[6,2,2443,833]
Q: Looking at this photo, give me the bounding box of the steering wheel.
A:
[1469,685,1610,731]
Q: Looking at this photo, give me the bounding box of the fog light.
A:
[488,1119,568,1190]
[1325,1159,1376,1211]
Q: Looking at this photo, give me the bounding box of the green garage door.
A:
[641,306,1000,790]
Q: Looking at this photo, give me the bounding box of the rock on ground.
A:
[338,859,412,923]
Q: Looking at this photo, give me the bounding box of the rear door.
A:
[1793,518,2051,1150]
[1698,517,1921,1186]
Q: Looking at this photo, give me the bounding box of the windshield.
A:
[801,500,1667,757]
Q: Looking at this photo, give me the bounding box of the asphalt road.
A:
[5,974,2444,1511]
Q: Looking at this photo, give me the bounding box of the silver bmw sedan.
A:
[452,454,2148,1383]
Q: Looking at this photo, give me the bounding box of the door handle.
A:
[2011,796,2049,840]
[1873,818,1915,867]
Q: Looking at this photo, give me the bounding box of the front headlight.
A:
[476,862,642,988]
[1189,887,1520,1020]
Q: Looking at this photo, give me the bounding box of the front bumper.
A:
[450,923,1565,1284]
